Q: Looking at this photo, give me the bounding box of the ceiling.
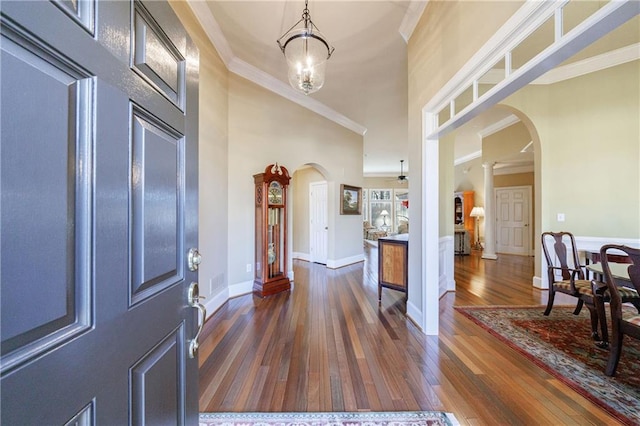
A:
[188,1,639,178]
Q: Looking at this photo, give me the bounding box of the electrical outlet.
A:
[246,263,252,273]
[557,213,565,222]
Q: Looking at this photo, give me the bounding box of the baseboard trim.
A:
[292,251,310,262]
[532,275,546,289]
[326,253,365,269]
[229,280,253,298]
[406,300,422,333]
[204,289,229,320]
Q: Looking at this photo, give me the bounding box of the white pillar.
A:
[482,162,498,260]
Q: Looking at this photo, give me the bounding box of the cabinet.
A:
[454,191,475,248]
[378,234,408,301]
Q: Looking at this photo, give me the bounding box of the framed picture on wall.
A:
[340,184,362,215]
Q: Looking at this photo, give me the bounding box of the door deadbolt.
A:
[188,248,202,271]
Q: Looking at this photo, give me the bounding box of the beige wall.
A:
[228,74,364,286]
[483,122,531,163]
[171,1,229,300]
[502,60,640,239]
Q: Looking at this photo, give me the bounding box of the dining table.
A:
[587,262,634,348]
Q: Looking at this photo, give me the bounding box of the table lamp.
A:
[469,206,484,250]
[380,210,389,226]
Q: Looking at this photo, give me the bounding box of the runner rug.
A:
[455,305,640,425]
[199,411,459,426]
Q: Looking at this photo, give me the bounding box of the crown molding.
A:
[454,150,481,166]
[399,1,429,43]
[493,163,534,175]
[477,114,520,138]
[186,1,233,67]
[229,58,367,135]
[185,0,367,136]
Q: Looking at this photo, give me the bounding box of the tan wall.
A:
[171,1,229,300]
[228,74,364,285]
[502,60,640,239]
[483,122,531,163]
[494,172,534,188]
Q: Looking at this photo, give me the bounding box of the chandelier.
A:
[277,0,335,95]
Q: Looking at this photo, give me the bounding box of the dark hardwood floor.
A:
[198,247,620,424]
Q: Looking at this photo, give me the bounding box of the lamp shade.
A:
[282,30,331,95]
[277,1,334,95]
[470,206,485,218]
[380,210,389,216]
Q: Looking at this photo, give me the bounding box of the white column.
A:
[482,162,498,260]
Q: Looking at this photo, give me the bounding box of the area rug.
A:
[455,305,640,425]
[199,411,459,426]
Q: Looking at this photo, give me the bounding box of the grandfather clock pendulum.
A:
[253,163,291,297]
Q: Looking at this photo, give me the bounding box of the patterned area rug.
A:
[455,305,640,425]
[199,411,459,426]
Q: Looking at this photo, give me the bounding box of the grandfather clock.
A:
[253,163,291,297]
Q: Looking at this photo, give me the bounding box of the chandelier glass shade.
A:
[277,1,334,95]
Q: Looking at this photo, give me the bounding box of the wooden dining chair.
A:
[541,232,603,340]
[599,244,640,376]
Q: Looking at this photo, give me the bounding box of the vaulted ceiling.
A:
[187,1,639,177]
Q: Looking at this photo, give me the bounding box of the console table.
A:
[378,234,408,302]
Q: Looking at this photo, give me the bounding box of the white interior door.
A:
[309,181,328,264]
[496,186,532,255]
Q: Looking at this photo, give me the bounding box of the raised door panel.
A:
[0,23,93,376]
[130,109,185,305]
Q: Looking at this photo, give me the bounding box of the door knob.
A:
[187,282,206,358]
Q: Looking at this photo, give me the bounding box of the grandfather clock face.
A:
[268,181,283,205]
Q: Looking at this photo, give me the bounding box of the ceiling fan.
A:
[397,159,408,183]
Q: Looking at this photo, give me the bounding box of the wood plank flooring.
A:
[198,248,621,424]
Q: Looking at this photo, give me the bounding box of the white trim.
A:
[229,58,367,136]
[326,254,365,269]
[479,43,640,85]
[229,279,253,298]
[574,236,640,251]
[477,114,520,138]
[422,110,439,335]
[186,1,367,136]
[532,276,543,289]
[186,1,233,66]
[441,236,454,293]
[292,251,311,262]
[399,1,429,43]
[534,42,640,84]
[406,300,422,331]
[493,164,534,175]
[454,150,481,166]
[204,289,230,320]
